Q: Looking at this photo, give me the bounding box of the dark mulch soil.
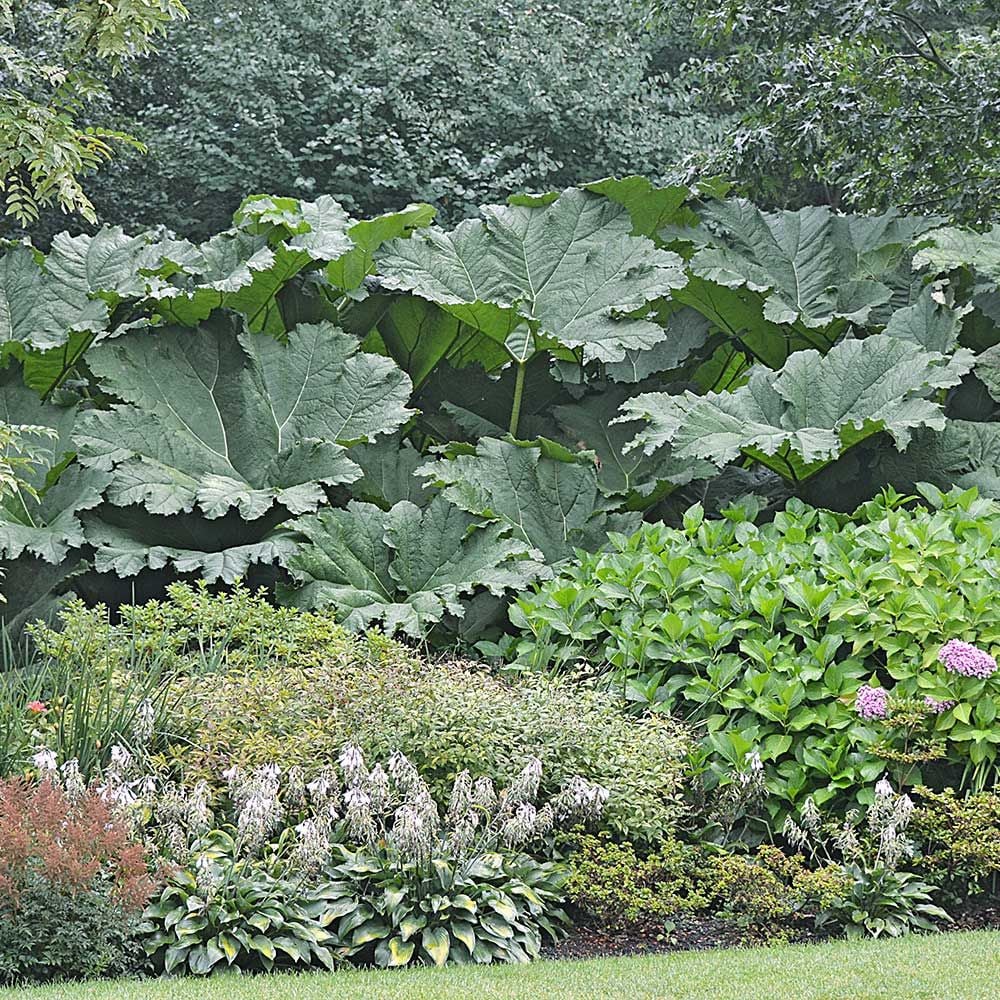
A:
[543,912,822,961]
[545,898,1000,961]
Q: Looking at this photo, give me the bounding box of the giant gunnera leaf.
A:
[0,367,112,627]
[417,437,639,563]
[278,497,542,639]
[377,187,686,371]
[75,318,413,521]
[620,337,974,482]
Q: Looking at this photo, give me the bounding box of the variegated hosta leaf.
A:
[279,497,543,639]
[620,337,974,482]
[377,187,686,366]
[0,370,111,564]
[74,318,413,520]
[416,436,639,563]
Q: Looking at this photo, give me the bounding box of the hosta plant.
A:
[785,781,951,940]
[308,748,606,967]
[139,831,338,976]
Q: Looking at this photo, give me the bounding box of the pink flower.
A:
[856,685,889,720]
[924,696,957,714]
[938,640,997,680]
[26,700,47,714]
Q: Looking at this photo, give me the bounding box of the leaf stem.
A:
[508,361,526,438]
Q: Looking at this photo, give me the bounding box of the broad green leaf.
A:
[883,284,970,354]
[378,187,686,366]
[687,201,898,330]
[349,434,429,509]
[553,381,714,500]
[621,338,974,481]
[417,436,639,562]
[913,225,1000,284]
[0,245,106,353]
[75,319,412,519]
[280,497,541,638]
[583,176,697,239]
[421,926,450,966]
[0,370,110,564]
[604,306,712,382]
[327,204,436,291]
[376,935,415,968]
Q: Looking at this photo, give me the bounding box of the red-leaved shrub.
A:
[0,777,153,910]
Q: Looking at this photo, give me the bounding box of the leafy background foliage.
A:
[3,178,1000,638]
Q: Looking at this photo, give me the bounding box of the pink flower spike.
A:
[938,640,997,680]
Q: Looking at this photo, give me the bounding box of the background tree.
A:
[678,0,1000,223]
[31,0,720,240]
[0,0,187,228]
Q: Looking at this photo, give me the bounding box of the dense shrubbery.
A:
[499,487,1000,825]
[3,181,1000,642]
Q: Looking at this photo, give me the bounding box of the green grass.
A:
[3,931,998,1000]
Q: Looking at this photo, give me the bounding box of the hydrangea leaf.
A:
[377,187,687,366]
[417,436,639,563]
[621,337,974,482]
[75,318,412,519]
[279,497,542,639]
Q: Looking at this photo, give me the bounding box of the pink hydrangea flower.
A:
[938,640,997,679]
[856,685,889,720]
[924,696,957,714]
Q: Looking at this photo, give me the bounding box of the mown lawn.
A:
[3,930,997,1000]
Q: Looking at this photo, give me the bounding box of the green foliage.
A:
[140,833,337,975]
[280,497,542,640]
[321,847,567,967]
[683,0,1000,224]
[911,786,1000,899]
[500,486,1000,823]
[0,871,144,983]
[814,866,949,940]
[1,0,188,226]
[59,0,714,239]
[564,835,851,936]
[54,587,680,844]
[2,181,1000,638]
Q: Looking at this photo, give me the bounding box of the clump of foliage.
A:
[3,181,1000,640]
[141,831,339,975]
[910,786,1000,900]
[1,0,188,227]
[56,0,715,239]
[0,776,154,983]
[114,742,604,972]
[785,781,951,939]
[35,584,689,845]
[564,834,849,938]
[499,486,1000,822]
[680,0,1000,223]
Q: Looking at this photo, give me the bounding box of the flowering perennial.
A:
[938,639,998,679]
[855,684,889,720]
